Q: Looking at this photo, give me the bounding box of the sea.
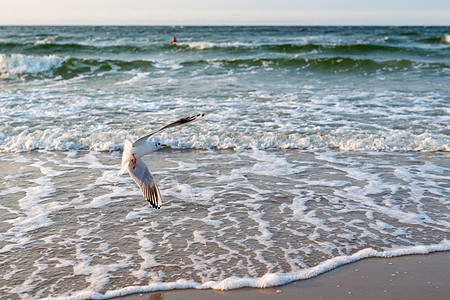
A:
[0,26,449,299]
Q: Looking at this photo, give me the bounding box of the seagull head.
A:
[155,142,167,149]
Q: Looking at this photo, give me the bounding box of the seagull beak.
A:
[161,144,167,147]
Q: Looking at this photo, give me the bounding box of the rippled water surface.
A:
[0,26,449,299]
[1,26,449,152]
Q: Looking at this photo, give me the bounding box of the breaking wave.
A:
[1,53,446,80]
[2,40,440,54]
[0,53,64,76]
[1,128,448,153]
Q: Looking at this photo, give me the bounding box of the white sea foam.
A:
[0,53,64,76]
[181,41,216,49]
[153,60,183,70]
[200,242,450,291]
[1,148,449,299]
[34,38,53,45]
[131,229,158,279]
[114,72,151,85]
[179,41,249,49]
[0,160,68,254]
[443,34,450,44]
[0,124,448,153]
[1,69,448,153]
[60,242,450,299]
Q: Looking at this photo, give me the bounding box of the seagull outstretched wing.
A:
[127,157,162,209]
[121,113,205,208]
[133,113,205,147]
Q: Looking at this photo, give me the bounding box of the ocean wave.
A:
[422,34,450,44]
[0,53,65,76]
[257,43,437,56]
[0,41,149,55]
[184,57,420,73]
[51,242,447,299]
[444,34,450,44]
[1,49,448,79]
[97,243,449,298]
[56,57,154,78]
[2,38,447,58]
[169,41,447,57]
[0,53,154,79]
[1,128,448,153]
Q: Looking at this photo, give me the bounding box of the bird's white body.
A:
[118,113,204,209]
[118,140,162,175]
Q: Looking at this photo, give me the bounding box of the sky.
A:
[1,0,449,26]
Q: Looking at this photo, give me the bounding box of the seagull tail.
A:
[118,140,133,175]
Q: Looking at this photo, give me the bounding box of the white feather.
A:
[118,140,133,175]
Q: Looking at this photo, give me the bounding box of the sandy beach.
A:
[115,251,449,300]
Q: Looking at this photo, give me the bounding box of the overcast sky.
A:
[1,0,449,25]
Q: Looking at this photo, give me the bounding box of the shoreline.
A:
[114,251,449,300]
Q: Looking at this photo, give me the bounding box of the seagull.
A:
[118,113,204,209]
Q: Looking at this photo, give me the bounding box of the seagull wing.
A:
[127,157,162,209]
[133,113,204,147]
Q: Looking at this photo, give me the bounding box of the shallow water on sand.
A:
[1,149,448,298]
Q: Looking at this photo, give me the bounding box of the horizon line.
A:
[1,24,449,27]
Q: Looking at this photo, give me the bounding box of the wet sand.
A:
[115,251,449,300]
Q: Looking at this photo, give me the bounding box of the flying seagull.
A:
[118,113,204,209]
